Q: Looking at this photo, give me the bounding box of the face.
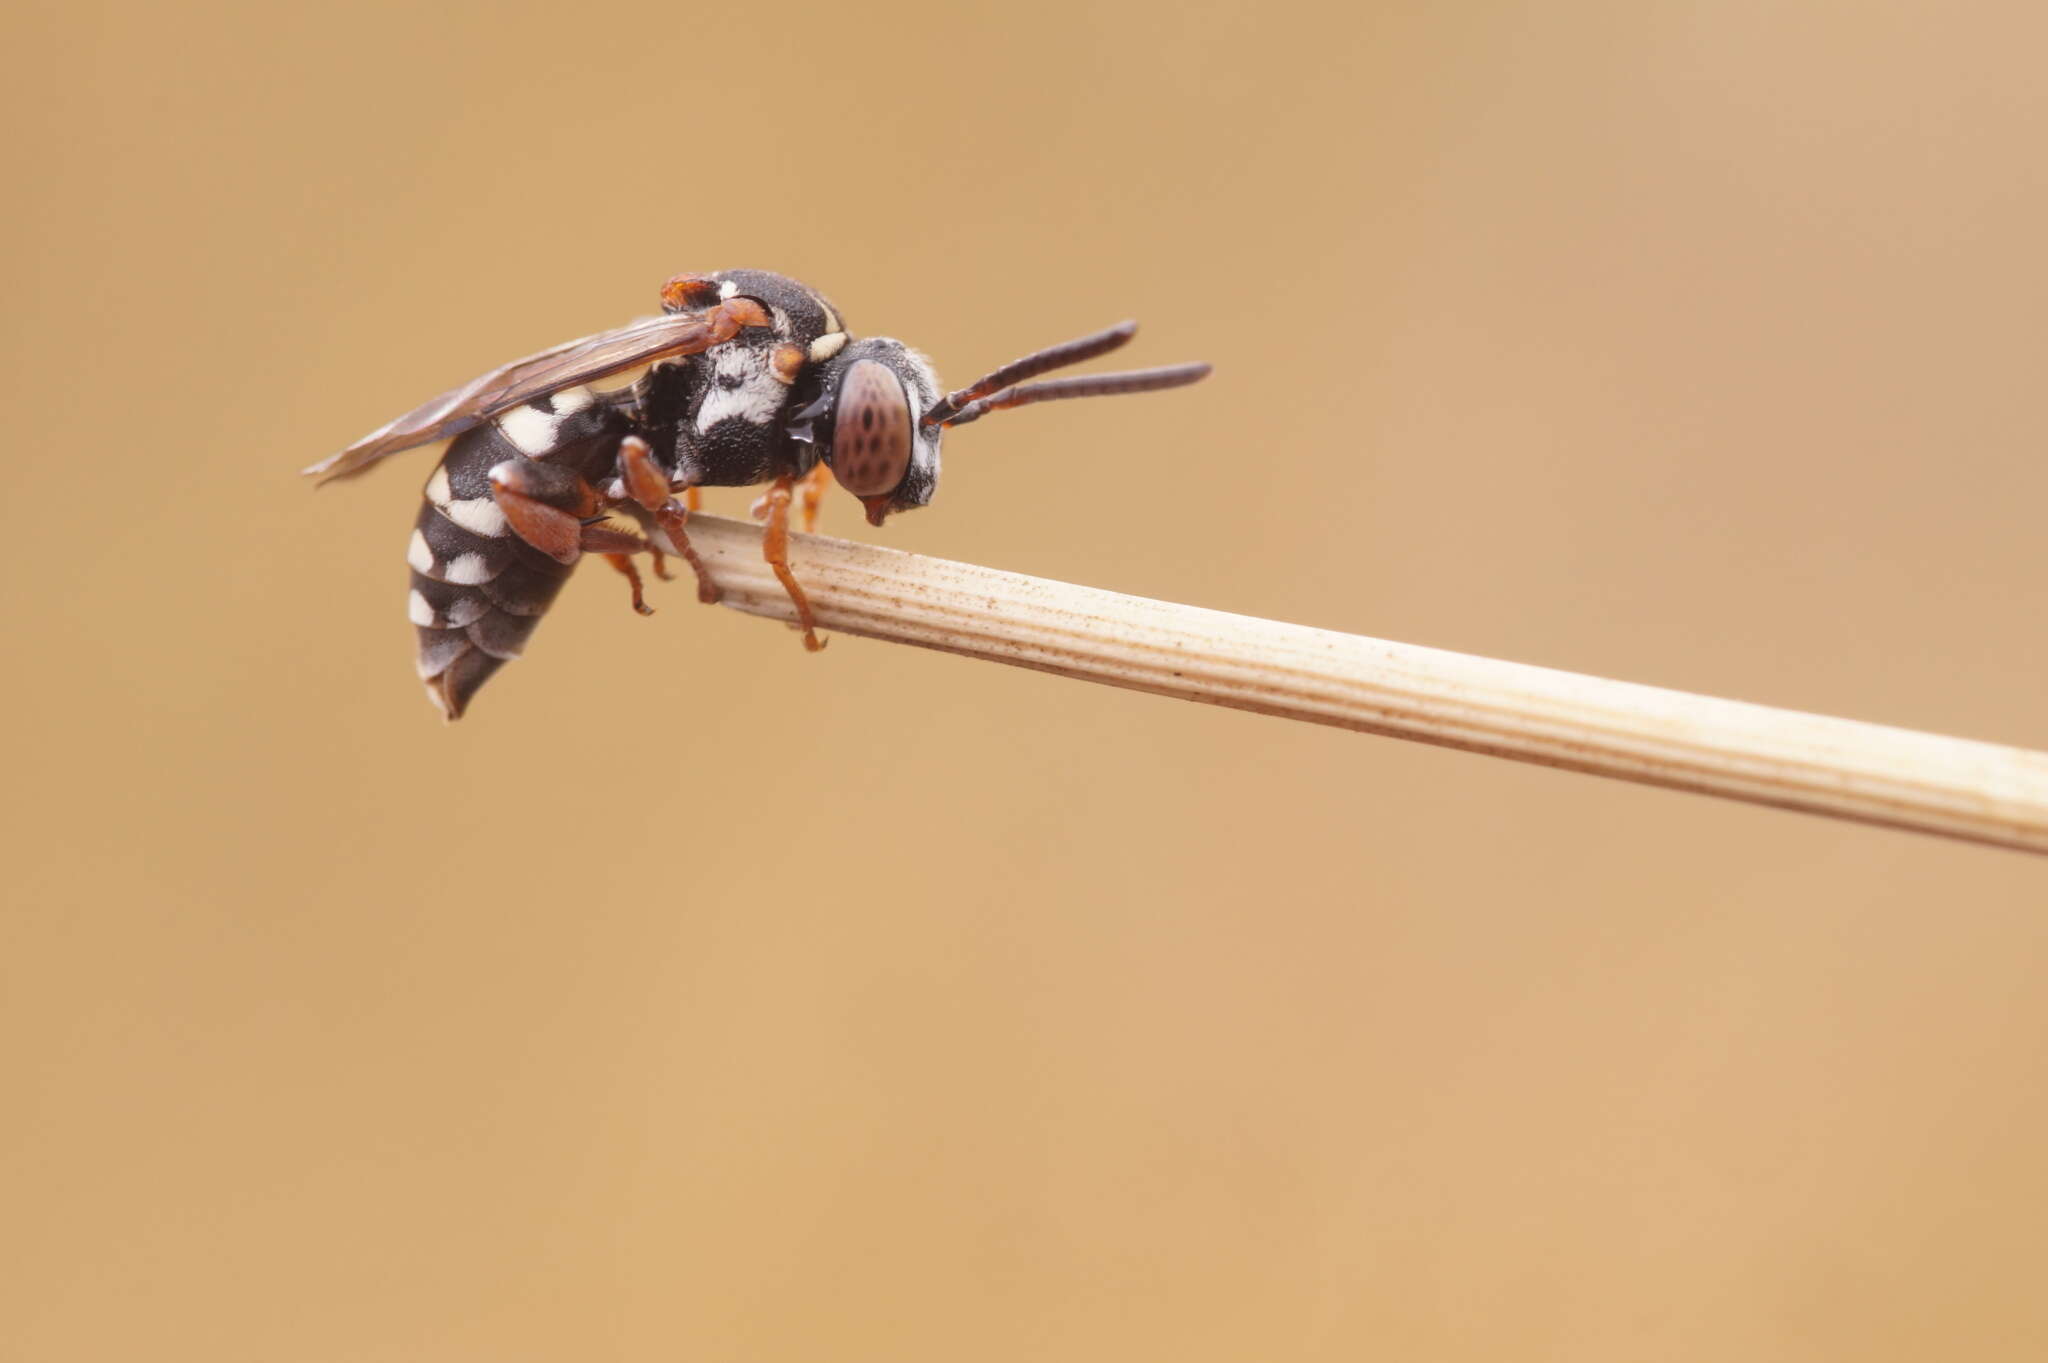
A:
[788,338,943,525]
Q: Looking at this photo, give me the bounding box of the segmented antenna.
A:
[938,363,1214,428]
[922,321,1139,426]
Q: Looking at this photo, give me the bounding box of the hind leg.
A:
[577,523,661,616]
[487,456,663,617]
[488,456,601,563]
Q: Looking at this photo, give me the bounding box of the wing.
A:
[304,310,727,485]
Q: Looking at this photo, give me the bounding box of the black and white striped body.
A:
[314,264,1196,720]
[405,270,851,717]
[407,386,630,715]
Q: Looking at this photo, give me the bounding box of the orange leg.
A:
[580,521,661,615]
[797,463,832,534]
[760,473,825,651]
[490,458,602,564]
[488,456,664,617]
[618,435,719,604]
[604,555,653,615]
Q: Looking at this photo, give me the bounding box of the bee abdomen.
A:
[407,502,572,720]
[405,399,621,719]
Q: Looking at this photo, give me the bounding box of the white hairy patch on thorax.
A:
[497,404,560,457]
[695,345,784,430]
[551,385,594,414]
[809,331,848,363]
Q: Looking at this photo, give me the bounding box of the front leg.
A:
[797,462,832,534]
[759,473,826,652]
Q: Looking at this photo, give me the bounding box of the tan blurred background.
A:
[6,1,2047,1358]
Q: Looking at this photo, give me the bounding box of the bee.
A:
[305,269,1210,719]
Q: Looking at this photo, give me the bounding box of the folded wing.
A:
[303,310,727,484]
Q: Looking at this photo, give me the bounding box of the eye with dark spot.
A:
[829,360,912,497]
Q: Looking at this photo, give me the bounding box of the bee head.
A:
[787,338,942,527]
[786,320,1211,527]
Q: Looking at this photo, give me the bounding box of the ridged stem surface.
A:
[688,514,2048,856]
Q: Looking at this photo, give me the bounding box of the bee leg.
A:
[576,523,658,616]
[606,555,652,613]
[797,463,832,534]
[489,457,601,564]
[760,473,826,652]
[646,547,676,582]
[618,434,719,605]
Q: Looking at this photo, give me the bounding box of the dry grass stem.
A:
[684,514,2048,855]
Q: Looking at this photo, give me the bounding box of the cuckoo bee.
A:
[305,269,1211,719]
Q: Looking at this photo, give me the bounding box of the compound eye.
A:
[829,360,913,497]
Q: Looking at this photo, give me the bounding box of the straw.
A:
[680,514,2048,855]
